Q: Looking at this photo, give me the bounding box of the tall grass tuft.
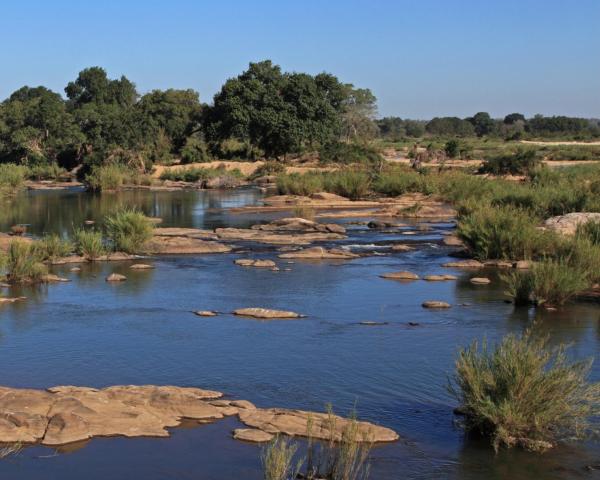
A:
[73,228,106,260]
[5,241,47,284]
[33,234,73,261]
[261,436,301,480]
[0,163,29,194]
[85,164,129,191]
[104,208,153,254]
[576,220,600,246]
[450,329,600,452]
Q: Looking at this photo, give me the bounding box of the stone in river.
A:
[233,308,303,319]
[422,301,451,309]
[233,428,274,443]
[380,271,419,280]
[470,277,491,285]
[106,273,127,282]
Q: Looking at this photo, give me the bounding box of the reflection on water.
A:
[0,189,599,479]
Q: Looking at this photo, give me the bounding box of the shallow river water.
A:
[0,188,599,479]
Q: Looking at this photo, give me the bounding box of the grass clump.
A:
[104,208,153,254]
[277,172,324,196]
[159,167,224,183]
[576,220,600,245]
[73,228,106,260]
[4,241,47,284]
[262,436,301,480]
[85,164,129,191]
[457,205,555,260]
[33,234,73,261]
[320,142,383,167]
[27,163,66,181]
[450,329,600,452]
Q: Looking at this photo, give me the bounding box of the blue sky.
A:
[1,0,598,118]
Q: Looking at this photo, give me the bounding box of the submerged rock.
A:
[470,277,491,285]
[106,273,127,282]
[194,311,218,317]
[41,274,70,283]
[422,301,451,309]
[233,308,303,319]
[380,271,419,280]
[278,247,358,260]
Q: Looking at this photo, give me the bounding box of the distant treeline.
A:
[377,113,600,141]
[2,60,598,176]
[0,60,377,173]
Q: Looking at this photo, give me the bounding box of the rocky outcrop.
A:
[544,212,600,236]
[0,385,398,446]
[253,217,346,235]
[380,271,419,280]
[278,247,358,260]
[233,308,303,319]
[148,235,231,254]
[215,227,344,246]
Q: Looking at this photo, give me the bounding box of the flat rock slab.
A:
[422,301,451,309]
[0,385,398,447]
[470,277,491,285]
[238,408,399,443]
[391,244,414,252]
[423,275,457,281]
[233,428,273,443]
[443,260,484,268]
[278,247,358,260]
[129,263,155,270]
[215,228,343,246]
[380,271,419,280]
[194,310,218,317]
[253,217,346,235]
[544,212,600,236]
[152,227,218,240]
[106,273,127,282]
[233,308,303,319]
[147,236,232,254]
[234,259,276,268]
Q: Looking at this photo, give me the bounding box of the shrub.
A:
[159,167,226,183]
[27,163,66,181]
[5,241,47,284]
[444,140,460,159]
[180,137,211,164]
[320,142,383,167]
[252,161,286,179]
[73,228,106,260]
[450,329,600,451]
[0,163,28,194]
[372,168,433,196]
[261,436,301,480]
[276,173,324,197]
[479,149,540,175]
[323,171,370,200]
[104,208,153,254]
[33,234,73,261]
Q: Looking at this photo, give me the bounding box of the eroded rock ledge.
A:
[0,385,398,446]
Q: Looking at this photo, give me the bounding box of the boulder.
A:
[442,260,484,268]
[234,259,276,268]
[278,247,358,260]
[515,260,531,269]
[544,212,600,236]
[380,271,419,280]
[443,235,465,247]
[233,308,303,319]
[368,221,393,229]
[422,301,451,309]
[233,428,273,443]
[106,273,127,282]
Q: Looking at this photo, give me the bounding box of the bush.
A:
[33,234,73,261]
[27,163,66,181]
[323,171,370,200]
[372,168,433,196]
[180,137,211,164]
[104,208,153,254]
[73,228,106,260]
[450,329,600,451]
[479,149,540,175]
[444,140,460,159]
[159,167,227,183]
[320,142,383,167]
[252,161,286,179]
[4,241,47,284]
[277,173,324,197]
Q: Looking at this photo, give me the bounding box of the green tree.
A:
[467,112,495,137]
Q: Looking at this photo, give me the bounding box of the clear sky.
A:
[1,0,598,119]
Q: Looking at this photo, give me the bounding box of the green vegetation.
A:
[4,241,47,284]
[261,436,301,480]
[276,170,370,200]
[104,208,153,254]
[319,142,383,167]
[73,228,106,260]
[33,234,73,261]
[0,163,28,194]
[450,329,600,452]
[251,160,286,179]
[159,166,242,183]
[479,150,540,175]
